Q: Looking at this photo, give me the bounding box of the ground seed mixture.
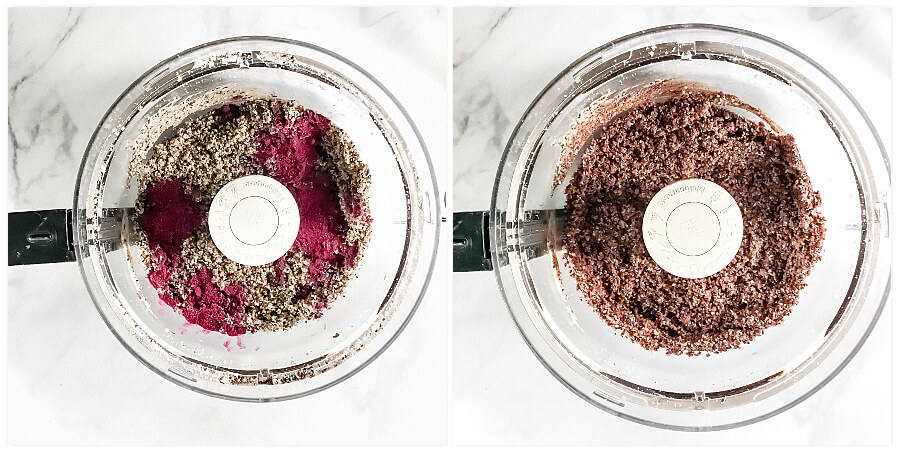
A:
[131,98,372,336]
[563,91,825,355]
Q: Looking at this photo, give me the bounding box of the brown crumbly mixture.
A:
[563,92,826,355]
[130,97,372,332]
[553,80,784,189]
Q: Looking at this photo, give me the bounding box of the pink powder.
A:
[148,247,179,295]
[146,245,248,336]
[255,110,358,283]
[267,256,288,286]
[180,268,248,336]
[137,180,203,252]
[138,180,249,336]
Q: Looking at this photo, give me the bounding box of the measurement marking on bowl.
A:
[168,367,197,382]
[592,389,625,407]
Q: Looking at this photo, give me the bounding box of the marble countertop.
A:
[7,7,448,446]
[452,6,891,446]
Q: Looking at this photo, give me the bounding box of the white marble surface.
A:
[453,7,891,445]
[6,7,448,445]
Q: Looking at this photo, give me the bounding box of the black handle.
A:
[8,209,76,266]
[452,211,492,272]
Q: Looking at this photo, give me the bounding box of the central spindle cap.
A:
[642,179,743,279]
[208,175,300,266]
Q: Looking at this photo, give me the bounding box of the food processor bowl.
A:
[12,36,441,401]
[456,24,889,430]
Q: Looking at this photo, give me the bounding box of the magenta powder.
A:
[181,268,247,336]
[255,109,359,282]
[137,180,203,252]
[140,180,248,336]
[148,247,248,336]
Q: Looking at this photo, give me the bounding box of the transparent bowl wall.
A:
[492,25,890,430]
[75,37,440,401]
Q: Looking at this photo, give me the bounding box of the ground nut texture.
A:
[563,92,825,355]
[130,98,372,335]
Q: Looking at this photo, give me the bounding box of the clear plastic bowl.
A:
[75,37,441,401]
[491,24,890,430]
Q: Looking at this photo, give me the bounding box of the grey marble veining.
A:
[8,9,83,210]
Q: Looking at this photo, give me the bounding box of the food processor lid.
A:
[642,178,743,279]
[208,175,300,266]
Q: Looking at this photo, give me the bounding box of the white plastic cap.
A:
[208,175,300,266]
[642,178,743,279]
